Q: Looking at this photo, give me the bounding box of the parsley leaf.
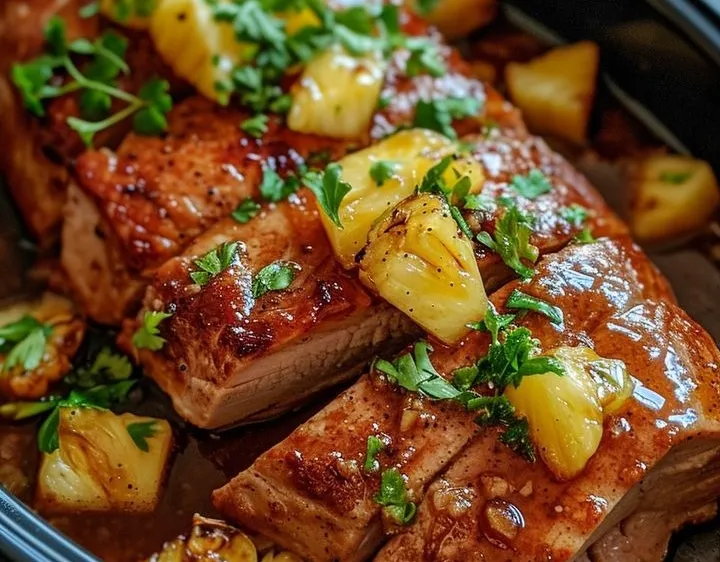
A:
[79,1,100,18]
[231,198,261,224]
[132,77,173,136]
[374,468,416,525]
[498,417,535,461]
[303,163,352,228]
[64,346,133,388]
[505,289,563,325]
[413,97,482,139]
[0,316,52,374]
[132,311,172,351]
[560,203,589,227]
[511,169,552,200]
[467,302,515,344]
[415,0,440,15]
[405,38,445,78]
[259,166,298,202]
[574,227,596,244]
[190,242,238,286]
[240,113,269,138]
[126,421,158,453]
[252,261,299,298]
[363,435,386,472]
[476,202,539,279]
[369,160,398,186]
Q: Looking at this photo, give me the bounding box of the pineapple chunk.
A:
[100,0,156,29]
[504,346,632,480]
[413,0,498,39]
[150,0,255,103]
[36,409,172,513]
[318,129,483,268]
[0,293,85,400]
[629,154,720,243]
[505,41,599,144]
[288,45,386,139]
[359,193,488,344]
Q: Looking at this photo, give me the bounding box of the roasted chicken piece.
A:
[212,238,672,561]
[122,126,625,429]
[377,300,720,561]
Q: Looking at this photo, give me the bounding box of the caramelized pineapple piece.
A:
[505,41,599,144]
[359,193,488,344]
[504,345,633,480]
[629,154,720,243]
[36,409,172,513]
[288,45,386,139]
[318,129,482,268]
[150,0,255,103]
[411,0,498,38]
[0,293,85,400]
[101,0,156,29]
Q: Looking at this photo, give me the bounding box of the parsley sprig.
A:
[374,468,416,525]
[190,242,239,286]
[303,163,352,228]
[252,261,299,298]
[0,316,52,374]
[11,16,172,146]
[132,311,172,351]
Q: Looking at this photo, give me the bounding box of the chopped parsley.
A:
[259,166,299,203]
[240,113,269,138]
[374,468,416,525]
[0,316,51,374]
[463,193,495,212]
[231,198,261,224]
[511,169,553,200]
[476,202,539,279]
[363,435,386,472]
[126,420,158,453]
[659,170,693,184]
[467,302,515,344]
[11,16,172,146]
[303,163,352,228]
[110,0,157,21]
[64,346,132,388]
[560,203,589,227]
[132,311,172,351]
[413,97,482,139]
[574,226,596,244]
[405,38,445,78]
[505,290,563,325]
[251,261,299,298]
[190,242,239,286]
[369,160,398,186]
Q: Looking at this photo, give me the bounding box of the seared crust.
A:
[211,238,672,561]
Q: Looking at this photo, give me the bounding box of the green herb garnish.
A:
[374,468,416,525]
[505,289,563,325]
[126,421,158,452]
[252,261,298,298]
[190,242,238,286]
[560,203,589,227]
[240,113,269,138]
[303,163,352,228]
[363,435,386,472]
[574,226,596,244]
[64,346,132,388]
[132,311,172,351]
[0,316,51,374]
[412,97,482,139]
[511,169,552,200]
[659,171,693,184]
[369,160,398,186]
[232,198,261,224]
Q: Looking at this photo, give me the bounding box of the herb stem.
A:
[64,57,139,104]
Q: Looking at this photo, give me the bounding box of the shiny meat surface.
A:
[212,238,673,561]
[376,299,720,561]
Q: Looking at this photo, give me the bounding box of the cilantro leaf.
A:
[303,163,352,228]
[231,198,261,224]
[252,261,299,298]
[126,421,158,452]
[240,113,269,138]
[190,242,238,286]
[374,468,416,525]
[505,290,563,325]
[363,435,386,472]
[369,160,398,186]
[511,169,553,199]
[476,203,539,279]
[132,311,172,351]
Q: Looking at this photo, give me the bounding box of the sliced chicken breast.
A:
[211,238,671,561]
